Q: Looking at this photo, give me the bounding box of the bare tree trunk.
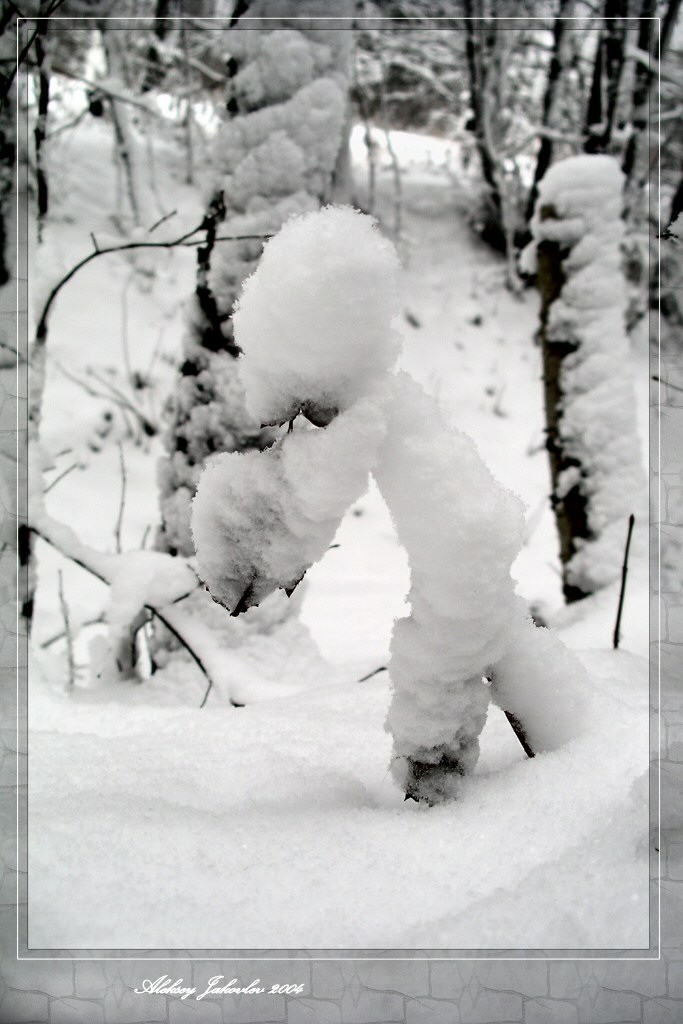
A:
[585,0,627,154]
[525,0,573,226]
[180,20,194,185]
[33,20,50,241]
[584,28,604,152]
[623,0,679,192]
[100,27,144,226]
[141,0,173,92]
[463,0,504,251]
[622,0,656,182]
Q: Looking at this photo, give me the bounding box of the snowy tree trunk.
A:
[100,28,145,228]
[462,0,504,253]
[156,3,352,558]
[530,154,646,602]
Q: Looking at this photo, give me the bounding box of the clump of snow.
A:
[490,603,588,752]
[192,393,388,613]
[196,206,590,803]
[234,206,401,425]
[531,154,646,593]
[106,550,197,633]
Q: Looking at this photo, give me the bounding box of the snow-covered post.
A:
[193,207,589,804]
[528,154,646,602]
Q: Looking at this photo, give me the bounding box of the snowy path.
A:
[29,649,648,950]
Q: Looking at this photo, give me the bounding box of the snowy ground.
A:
[28,106,651,950]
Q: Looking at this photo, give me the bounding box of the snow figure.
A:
[527,154,646,602]
[192,206,588,804]
[157,16,351,557]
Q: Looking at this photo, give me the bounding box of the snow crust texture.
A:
[531,155,646,592]
[193,205,590,803]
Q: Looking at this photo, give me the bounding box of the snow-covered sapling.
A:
[192,206,588,804]
[526,154,646,602]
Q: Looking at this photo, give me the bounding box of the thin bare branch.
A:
[114,443,127,554]
[44,462,78,494]
[57,570,75,691]
[35,224,270,345]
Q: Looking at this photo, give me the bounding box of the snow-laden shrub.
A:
[192,206,588,804]
[152,20,351,667]
[157,25,351,558]
[527,154,646,599]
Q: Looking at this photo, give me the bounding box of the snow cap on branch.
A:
[192,206,399,613]
[233,205,401,427]
[191,394,387,614]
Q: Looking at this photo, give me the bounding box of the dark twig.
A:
[358,665,388,682]
[44,462,78,494]
[114,443,127,554]
[55,362,157,438]
[41,612,105,649]
[503,710,535,759]
[613,514,635,650]
[487,674,535,758]
[148,607,216,708]
[652,374,683,395]
[148,209,177,234]
[57,570,75,690]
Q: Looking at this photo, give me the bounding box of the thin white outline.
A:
[12,9,663,966]
[15,12,20,972]
[657,18,662,961]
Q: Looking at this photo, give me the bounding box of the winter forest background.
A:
[2,0,681,951]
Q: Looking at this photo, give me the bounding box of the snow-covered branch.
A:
[28,511,234,708]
